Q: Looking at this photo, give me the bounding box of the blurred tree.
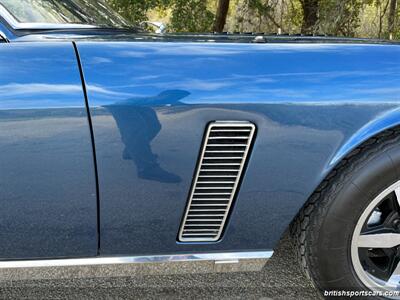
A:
[250,0,281,30]
[106,0,400,39]
[214,0,231,32]
[319,0,368,37]
[300,0,319,33]
[169,0,214,32]
[107,0,170,24]
[375,0,390,38]
[233,0,282,33]
[282,0,304,33]
[388,0,398,39]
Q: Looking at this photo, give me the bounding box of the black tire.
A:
[291,127,400,299]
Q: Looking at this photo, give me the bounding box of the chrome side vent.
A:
[179,121,256,242]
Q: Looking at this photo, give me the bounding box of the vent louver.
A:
[178,121,256,242]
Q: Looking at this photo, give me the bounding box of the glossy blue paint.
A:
[0,43,97,259]
[76,41,400,255]
[329,107,400,167]
[0,21,13,41]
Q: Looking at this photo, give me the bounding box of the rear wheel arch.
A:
[289,111,400,241]
[291,124,400,296]
[327,108,400,169]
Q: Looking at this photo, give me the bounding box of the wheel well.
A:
[290,124,400,233]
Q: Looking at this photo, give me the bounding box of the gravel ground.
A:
[0,234,321,300]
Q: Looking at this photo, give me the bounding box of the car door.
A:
[0,42,97,259]
[77,41,270,256]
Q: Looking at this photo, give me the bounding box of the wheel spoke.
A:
[352,182,400,290]
[357,233,400,248]
[387,256,400,286]
[395,187,400,210]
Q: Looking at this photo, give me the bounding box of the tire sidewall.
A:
[310,147,399,297]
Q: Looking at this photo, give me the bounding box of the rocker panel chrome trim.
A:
[0,251,273,269]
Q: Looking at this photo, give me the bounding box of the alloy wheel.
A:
[352,181,400,296]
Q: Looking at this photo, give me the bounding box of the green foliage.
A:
[107,0,399,40]
[107,0,214,31]
[285,0,304,33]
[397,7,400,38]
[169,0,215,32]
[318,0,368,36]
[108,0,170,23]
[232,0,278,32]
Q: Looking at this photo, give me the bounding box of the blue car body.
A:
[1,28,400,259]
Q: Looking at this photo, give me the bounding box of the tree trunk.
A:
[388,0,398,39]
[213,0,230,32]
[300,0,319,34]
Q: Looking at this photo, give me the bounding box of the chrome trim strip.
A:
[0,251,273,269]
[0,30,8,42]
[10,23,97,30]
[179,121,256,242]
